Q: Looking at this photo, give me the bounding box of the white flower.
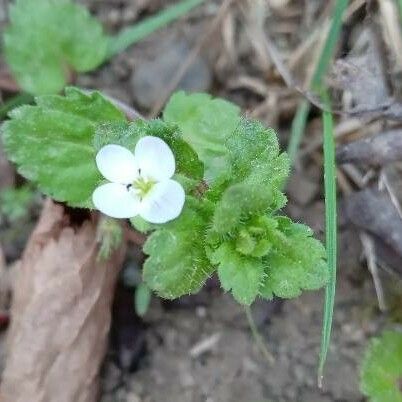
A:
[92,136,185,223]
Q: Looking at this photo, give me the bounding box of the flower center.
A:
[130,176,155,200]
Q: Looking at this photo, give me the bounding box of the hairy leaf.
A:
[143,199,214,298]
[4,0,108,94]
[212,182,273,234]
[211,242,264,305]
[2,87,125,207]
[94,119,204,181]
[225,119,290,209]
[163,91,241,181]
[360,331,402,402]
[261,217,328,298]
[226,119,290,187]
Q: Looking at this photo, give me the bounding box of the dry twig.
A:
[148,0,235,117]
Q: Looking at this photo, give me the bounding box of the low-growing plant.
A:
[360,330,402,402]
[4,0,205,95]
[0,0,336,384]
[1,88,328,306]
[0,185,36,223]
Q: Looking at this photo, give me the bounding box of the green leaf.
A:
[94,122,142,152]
[94,119,204,181]
[2,87,126,207]
[135,283,152,317]
[130,216,155,234]
[163,91,241,181]
[261,217,328,298]
[318,96,338,383]
[235,229,256,255]
[142,199,214,299]
[211,242,264,305]
[97,217,124,261]
[4,0,108,95]
[360,331,402,402]
[0,185,36,222]
[226,119,290,190]
[211,182,273,235]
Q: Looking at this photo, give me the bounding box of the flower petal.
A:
[96,144,138,184]
[140,179,185,224]
[135,136,175,181]
[93,183,140,219]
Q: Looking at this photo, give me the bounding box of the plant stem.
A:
[287,0,349,163]
[318,93,337,387]
[245,306,275,364]
[106,0,206,58]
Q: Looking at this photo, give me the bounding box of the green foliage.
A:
[130,216,154,234]
[2,87,125,207]
[261,217,328,299]
[0,185,36,222]
[107,0,206,57]
[360,331,402,402]
[134,282,152,317]
[4,0,108,95]
[143,199,214,299]
[97,217,124,261]
[319,96,338,383]
[200,118,326,305]
[226,119,290,210]
[163,91,241,182]
[211,183,273,235]
[1,88,328,307]
[94,119,204,181]
[94,122,141,152]
[211,242,264,305]
[208,209,327,304]
[144,106,326,305]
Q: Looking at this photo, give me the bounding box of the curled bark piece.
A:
[0,200,126,402]
[336,129,402,165]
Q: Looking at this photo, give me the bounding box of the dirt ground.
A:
[1,0,401,401]
[100,260,384,402]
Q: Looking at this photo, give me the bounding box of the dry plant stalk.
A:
[0,200,126,402]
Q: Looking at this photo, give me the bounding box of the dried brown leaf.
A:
[332,28,390,111]
[346,189,402,262]
[0,200,126,402]
[336,129,402,166]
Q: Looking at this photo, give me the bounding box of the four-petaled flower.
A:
[92,136,185,223]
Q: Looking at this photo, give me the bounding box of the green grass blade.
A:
[318,95,337,386]
[106,0,206,58]
[287,100,310,163]
[310,0,349,91]
[287,0,349,163]
[398,0,402,24]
